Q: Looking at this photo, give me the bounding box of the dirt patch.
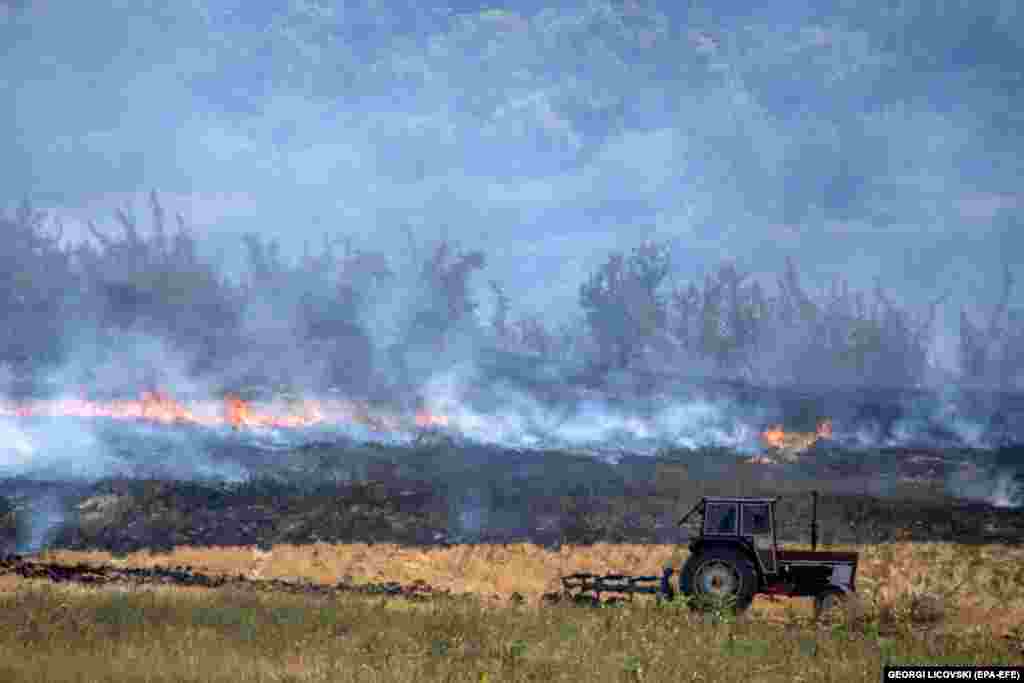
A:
[0,553,451,602]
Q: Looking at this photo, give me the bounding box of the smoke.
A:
[0,417,105,553]
[0,409,257,550]
[42,328,215,400]
[8,332,1024,499]
[0,330,254,547]
[877,391,994,450]
[0,417,122,480]
[988,474,1023,509]
[449,486,489,543]
[414,362,766,458]
[20,491,63,554]
[2,356,1021,557]
[0,418,35,470]
[947,464,1023,510]
[2,1,1023,559]
[415,365,1024,511]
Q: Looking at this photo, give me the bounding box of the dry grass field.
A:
[0,540,1020,682]
[2,446,1022,681]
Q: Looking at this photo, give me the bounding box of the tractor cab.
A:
[680,496,779,574]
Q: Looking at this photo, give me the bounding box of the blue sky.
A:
[3,0,1022,370]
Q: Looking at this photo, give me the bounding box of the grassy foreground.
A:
[2,541,1022,682]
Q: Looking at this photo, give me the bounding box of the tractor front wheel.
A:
[679,547,757,612]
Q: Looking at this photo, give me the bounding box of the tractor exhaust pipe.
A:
[811,490,819,551]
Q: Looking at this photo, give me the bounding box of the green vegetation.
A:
[0,570,1020,683]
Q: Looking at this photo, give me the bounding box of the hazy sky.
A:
[3,0,1022,369]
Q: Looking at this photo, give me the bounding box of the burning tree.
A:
[0,200,76,373]
[579,241,670,372]
[379,236,489,392]
[488,279,562,359]
[664,254,945,389]
[666,260,774,381]
[515,314,554,357]
[686,262,766,375]
[75,192,243,376]
[489,280,513,346]
[404,239,487,350]
[670,281,701,353]
[959,262,1021,389]
[730,254,945,388]
[238,230,387,395]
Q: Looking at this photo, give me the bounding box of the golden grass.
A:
[0,560,1020,683]
[42,542,680,606]
[32,540,1024,635]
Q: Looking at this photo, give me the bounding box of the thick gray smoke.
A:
[2,0,1022,551]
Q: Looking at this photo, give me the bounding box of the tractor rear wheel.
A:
[679,547,757,612]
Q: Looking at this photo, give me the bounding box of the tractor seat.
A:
[776,550,858,564]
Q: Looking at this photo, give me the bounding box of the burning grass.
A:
[2,540,1022,682]
[0,391,404,432]
[759,418,834,461]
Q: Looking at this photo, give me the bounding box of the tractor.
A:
[557,491,858,618]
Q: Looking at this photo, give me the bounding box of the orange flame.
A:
[760,418,832,454]
[140,390,198,424]
[761,424,787,449]
[1,393,217,426]
[414,409,450,428]
[223,394,327,429]
[0,390,420,432]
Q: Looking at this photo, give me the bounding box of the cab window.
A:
[705,503,738,534]
[742,503,771,536]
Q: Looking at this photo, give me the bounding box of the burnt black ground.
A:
[0,495,16,554]
[1,439,1021,555]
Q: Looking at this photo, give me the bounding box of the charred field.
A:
[1,420,1022,557]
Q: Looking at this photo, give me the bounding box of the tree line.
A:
[1,194,1021,395]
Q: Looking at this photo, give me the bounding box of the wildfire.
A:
[0,392,216,426]
[414,409,450,428]
[3,388,831,452]
[222,394,324,429]
[140,391,202,424]
[760,418,833,455]
[0,390,430,432]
